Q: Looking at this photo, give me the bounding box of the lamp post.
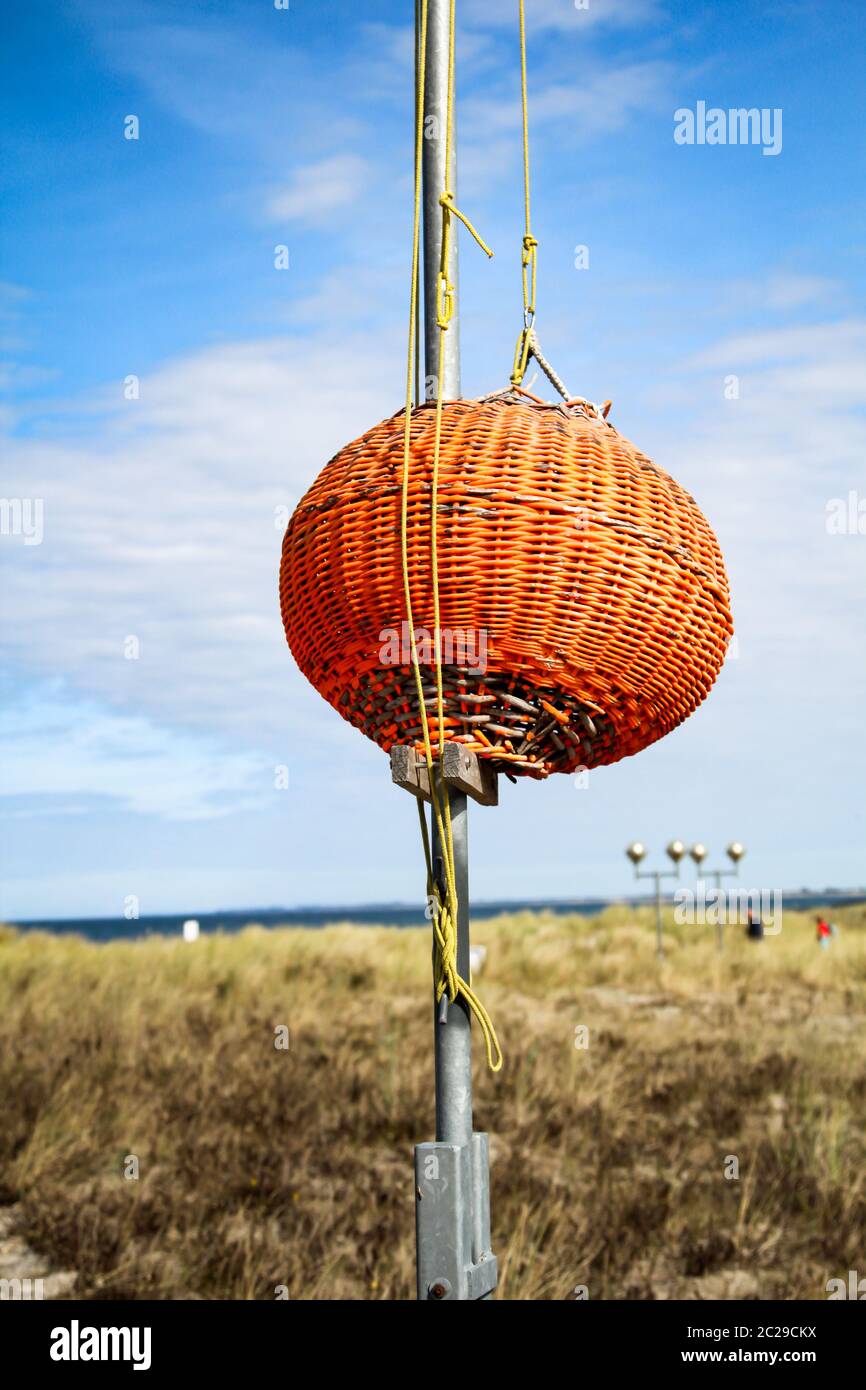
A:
[690,842,746,951]
[626,840,685,961]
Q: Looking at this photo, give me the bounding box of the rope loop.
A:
[521,232,538,320]
[510,325,533,388]
[436,270,454,330]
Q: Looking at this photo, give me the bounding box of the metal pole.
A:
[432,787,473,1144]
[424,0,470,1159]
[412,0,496,1303]
[655,871,664,961]
[423,0,460,400]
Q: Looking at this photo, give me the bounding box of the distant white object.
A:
[469,944,487,978]
[182,919,200,942]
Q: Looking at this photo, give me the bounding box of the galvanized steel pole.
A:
[431,785,472,1148]
[423,0,460,402]
[412,0,497,1303]
[422,0,469,1162]
[424,0,470,1153]
[654,871,664,961]
[713,868,725,952]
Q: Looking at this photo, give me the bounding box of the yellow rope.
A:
[510,0,539,389]
[400,0,502,1072]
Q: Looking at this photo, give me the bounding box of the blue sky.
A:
[1,0,864,920]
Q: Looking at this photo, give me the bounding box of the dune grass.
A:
[1,902,865,1300]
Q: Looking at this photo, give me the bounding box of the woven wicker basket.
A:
[279,388,732,778]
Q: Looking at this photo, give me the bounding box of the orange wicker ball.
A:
[279,388,733,779]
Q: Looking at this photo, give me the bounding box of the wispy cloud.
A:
[0,282,31,318]
[688,318,866,373]
[660,316,866,713]
[1,329,399,756]
[265,154,370,226]
[464,0,665,33]
[763,274,842,311]
[0,683,271,820]
[465,59,675,142]
[75,3,356,153]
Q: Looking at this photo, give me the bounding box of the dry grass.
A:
[1,903,865,1300]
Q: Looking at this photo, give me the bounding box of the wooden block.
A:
[391,744,499,808]
[441,743,499,807]
[390,745,431,801]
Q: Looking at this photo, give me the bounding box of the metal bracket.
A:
[391,743,498,807]
[414,1133,497,1300]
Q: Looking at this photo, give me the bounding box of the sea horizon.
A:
[6,888,866,943]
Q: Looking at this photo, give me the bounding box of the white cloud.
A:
[464,0,664,33]
[763,274,841,311]
[0,282,31,318]
[75,5,362,158]
[0,684,271,820]
[455,55,676,200]
[688,318,866,371]
[265,154,370,226]
[1,330,400,757]
[465,60,674,145]
[659,318,866,710]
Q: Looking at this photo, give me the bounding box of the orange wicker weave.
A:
[279,388,733,779]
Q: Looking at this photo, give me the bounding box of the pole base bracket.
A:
[414,1133,497,1300]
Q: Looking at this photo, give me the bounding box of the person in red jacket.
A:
[816,916,832,949]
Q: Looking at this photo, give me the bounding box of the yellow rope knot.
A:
[432,896,458,1002]
[439,190,495,260]
[430,877,502,1070]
